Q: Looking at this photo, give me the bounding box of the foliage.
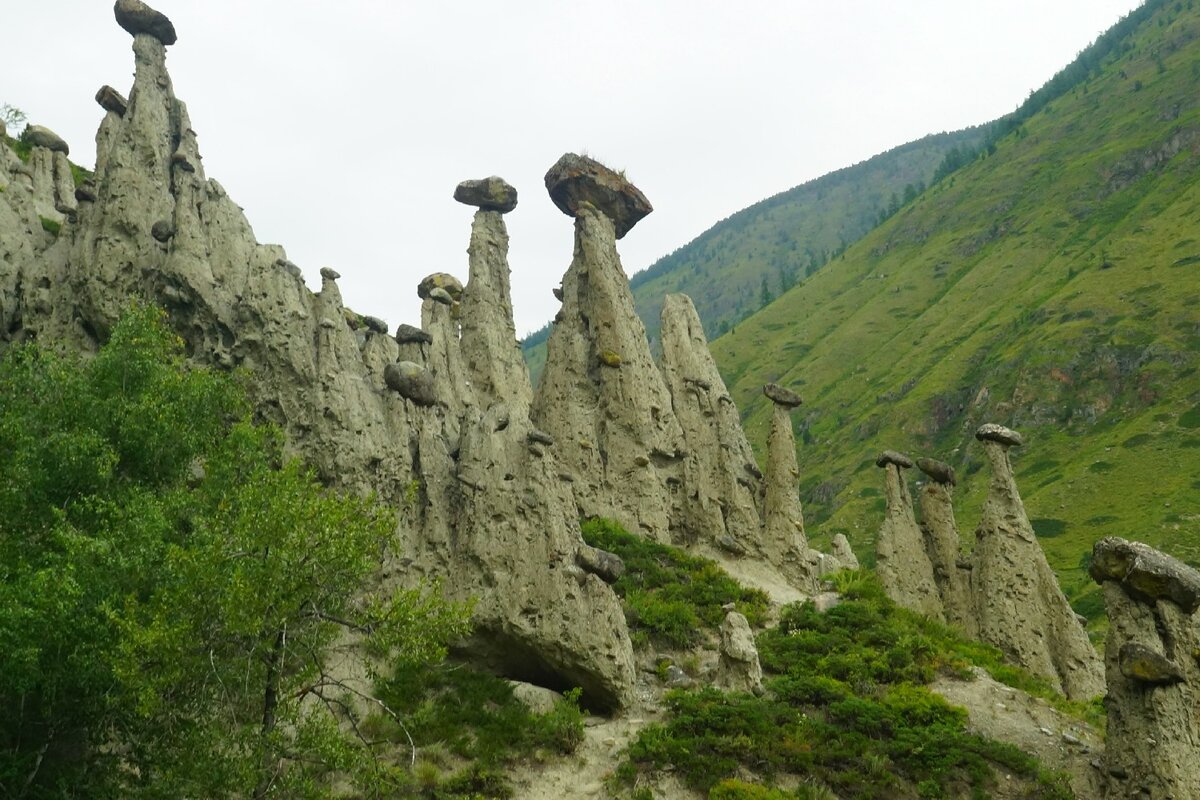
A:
[618,574,1075,799]
[375,663,585,798]
[580,517,769,647]
[0,102,27,132]
[0,305,469,799]
[38,216,60,236]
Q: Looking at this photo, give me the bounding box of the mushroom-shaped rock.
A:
[975,423,1023,447]
[763,383,803,408]
[876,449,914,469]
[1091,537,1200,613]
[394,324,432,345]
[320,266,340,281]
[544,153,653,239]
[150,220,175,242]
[576,545,625,584]
[23,125,69,155]
[114,0,177,45]
[454,176,518,213]
[95,85,128,116]
[716,612,764,694]
[417,272,463,302]
[362,316,388,335]
[916,457,956,485]
[384,361,437,407]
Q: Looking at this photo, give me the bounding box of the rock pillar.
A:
[874,450,945,621]
[916,457,975,635]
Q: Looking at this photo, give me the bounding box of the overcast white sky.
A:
[5,1,1141,336]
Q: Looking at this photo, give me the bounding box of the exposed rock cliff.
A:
[874,450,945,621]
[970,425,1104,701]
[1091,537,1200,799]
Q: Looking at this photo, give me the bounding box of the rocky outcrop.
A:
[531,169,683,541]
[831,533,860,570]
[1091,537,1200,799]
[95,86,128,117]
[24,124,70,154]
[658,294,762,552]
[971,425,1103,701]
[762,386,821,588]
[916,457,975,634]
[874,451,944,621]
[715,611,764,694]
[454,176,518,214]
[544,153,652,239]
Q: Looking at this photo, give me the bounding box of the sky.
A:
[4,1,1142,337]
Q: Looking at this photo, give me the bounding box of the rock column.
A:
[761,384,823,589]
[970,424,1104,700]
[1090,537,1200,799]
[916,457,975,635]
[874,450,944,621]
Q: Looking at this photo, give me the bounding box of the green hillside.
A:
[711,0,1200,624]
[523,128,985,383]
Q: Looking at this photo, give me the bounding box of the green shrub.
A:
[39,215,60,235]
[1179,404,1200,428]
[1031,518,1068,538]
[710,779,795,799]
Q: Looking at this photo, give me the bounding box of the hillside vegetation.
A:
[710,0,1200,624]
[523,128,985,382]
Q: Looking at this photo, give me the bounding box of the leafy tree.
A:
[0,306,469,799]
[0,103,26,135]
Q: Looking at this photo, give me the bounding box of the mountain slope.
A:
[711,0,1200,622]
[522,127,984,382]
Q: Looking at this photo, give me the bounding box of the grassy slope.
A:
[710,0,1200,620]
[523,128,984,383]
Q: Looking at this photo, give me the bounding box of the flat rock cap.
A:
[916,457,956,485]
[763,383,803,408]
[454,176,518,213]
[544,153,652,239]
[975,423,1023,447]
[876,450,914,469]
[394,323,433,345]
[23,125,69,155]
[1090,536,1200,613]
[417,272,463,301]
[114,0,177,45]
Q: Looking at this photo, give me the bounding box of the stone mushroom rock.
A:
[384,361,438,407]
[763,382,803,408]
[454,176,518,214]
[417,271,464,302]
[458,206,533,417]
[762,396,819,590]
[95,85,128,116]
[975,422,1023,448]
[544,153,653,239]
[659,294,765,555]
[320,266,340,281]
[716,611,764,694]
[23,125,70,155]
[394,323,433,345]
[114,0,177,45]
[971,429,1103,700]
[916,462,975,635]
[1092,537,1200,799]
[531,188,684,540]
[874,453,945,621]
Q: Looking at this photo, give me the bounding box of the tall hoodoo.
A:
[532,154,684,540]
[761,384,822,588]
[874,450,945,621]
[915,457,975,634]
[455,177,533,418]
[970,424,1104,700]
[1090,538,1200,799]
[659,294,763,551]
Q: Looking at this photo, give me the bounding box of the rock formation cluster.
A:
[873,425,1104,700]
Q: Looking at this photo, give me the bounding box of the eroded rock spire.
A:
[916,457,975,634]
[761,384,822,588]
[874,450,945,621]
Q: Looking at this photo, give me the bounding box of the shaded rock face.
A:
[531,203,684,540]
[1092,537,1200,799]
[0,22,636,710]
[658,294,762,553]
[970,435,1103,700]
[916,464,974,635]
[715,611,764,694]
[544,153,652,239]
[874,457,944,621]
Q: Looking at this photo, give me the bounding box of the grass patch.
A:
[1087,461,1115,473]
[617,573,1076,799]
[1179,404,1200,429]
[39,216,61,236]
[581,517,769,647]
[1121,433,1153,447]
[1031,518,1069,538]
[1085,514,1119,526]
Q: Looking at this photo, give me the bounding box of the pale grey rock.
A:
[875,458,944,621]
[918,479,975,635]
[384,361,437,407]
[531,201,683,540]
[1093,538,1200,799]
[458,209,532,417]
[508,681,562,715]
[831,533,860,571]
[916,456,956,485]
[454,176,518,213]
[659,294,763,554]
[763,401,818,590]
[812,592,842,613]
[544,153,653,239]
[976,422,1023,447]
[429,287,454,306]
[715,611,764,694]
[114,0,177,45]
[417,272,463,301]
[320,266,340,280]
[971,438,1103,700]
[664,665,692,688]
[24,124,70,154]
[576,544,625,584]
[763,382,803,408]
[95,85,128,116]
